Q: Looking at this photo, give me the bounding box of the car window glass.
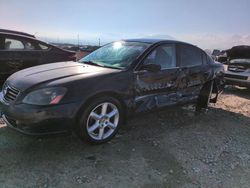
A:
[202,53,208,64]
[179,45,202,67]
[5,38,24,50]
[39,43,49,50]
[0,37,4,50]
[207,55,214,64]
[144,44,176,69]
[23,42,35,50]
[81,41,150,69]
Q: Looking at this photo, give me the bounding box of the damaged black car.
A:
[0,39,224,144]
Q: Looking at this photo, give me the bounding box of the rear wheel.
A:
[75,96,123,144]
[196,80,214,112]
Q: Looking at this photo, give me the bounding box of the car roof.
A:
[124,38,186,44]
[0,31,50,45]
[0,31,57,49]
[0,29,35,38]
[124,38,166,44]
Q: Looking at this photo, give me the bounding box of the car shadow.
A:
[0,104,249,159]
[223,85,250,100]
[0,104,250,186]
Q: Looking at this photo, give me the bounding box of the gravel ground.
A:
[0,86,249,188]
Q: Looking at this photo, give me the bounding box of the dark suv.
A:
[0,29,76,83]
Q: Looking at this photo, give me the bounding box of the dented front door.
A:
[134,43,179,112]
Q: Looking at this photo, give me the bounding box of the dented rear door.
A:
[176,44,207,103]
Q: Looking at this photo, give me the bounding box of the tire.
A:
[196,80,214,112]
[75,96,123,144]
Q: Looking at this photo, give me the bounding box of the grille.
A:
[224,74,248,80]
[2,84,20,102]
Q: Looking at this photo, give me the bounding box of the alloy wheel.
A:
[86,102,119,141]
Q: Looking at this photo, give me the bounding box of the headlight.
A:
[23,87,67,105]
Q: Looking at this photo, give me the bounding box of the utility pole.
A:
[77,34,80,51]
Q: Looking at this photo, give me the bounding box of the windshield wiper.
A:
[81,60,123,70]
[81,61,105,67]
[102,65,123,70]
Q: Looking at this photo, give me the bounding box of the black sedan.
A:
[0,39,224,144]
[0,29,76,84]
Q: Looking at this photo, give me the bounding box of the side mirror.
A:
[141,64,161,72]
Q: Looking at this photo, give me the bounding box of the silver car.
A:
[224,58,250,88]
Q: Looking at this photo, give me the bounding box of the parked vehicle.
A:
[0,39,224,144]
[224,46,250,88]
[0,29,76,83]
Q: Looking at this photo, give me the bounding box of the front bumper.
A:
[224,78,250,88]
[224,71,250,88]
[0,93,80,135]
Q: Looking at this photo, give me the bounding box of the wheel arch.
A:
[75,91,128,124]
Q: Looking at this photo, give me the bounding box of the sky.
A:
[0,0,250,49]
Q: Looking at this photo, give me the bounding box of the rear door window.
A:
[178,44,203,67]
[24,41,35,50]
[38,43,49,50]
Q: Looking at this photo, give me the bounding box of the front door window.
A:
[144,44,176,69]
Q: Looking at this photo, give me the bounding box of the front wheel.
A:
[196,80,214,112]
[75,97,123,144]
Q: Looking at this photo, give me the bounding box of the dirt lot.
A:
[0,86,249,188]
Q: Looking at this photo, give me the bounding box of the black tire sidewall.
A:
[196,80,214,111]
[76,96,123,144]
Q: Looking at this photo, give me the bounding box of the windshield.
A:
[79,41,150,69]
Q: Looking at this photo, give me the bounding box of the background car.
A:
[0,39,224,144]
[0,29,76,84]
[223,45,250,88]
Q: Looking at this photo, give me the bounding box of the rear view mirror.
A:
[141,64,161,72]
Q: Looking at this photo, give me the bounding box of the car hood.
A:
[227,46,250,59]
[6,61,119,91]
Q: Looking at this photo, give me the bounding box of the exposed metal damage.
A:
[134,71,203,113]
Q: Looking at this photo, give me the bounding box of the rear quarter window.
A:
[202,53,209,64]
[38,43,49,50]
[178,44,203,67]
